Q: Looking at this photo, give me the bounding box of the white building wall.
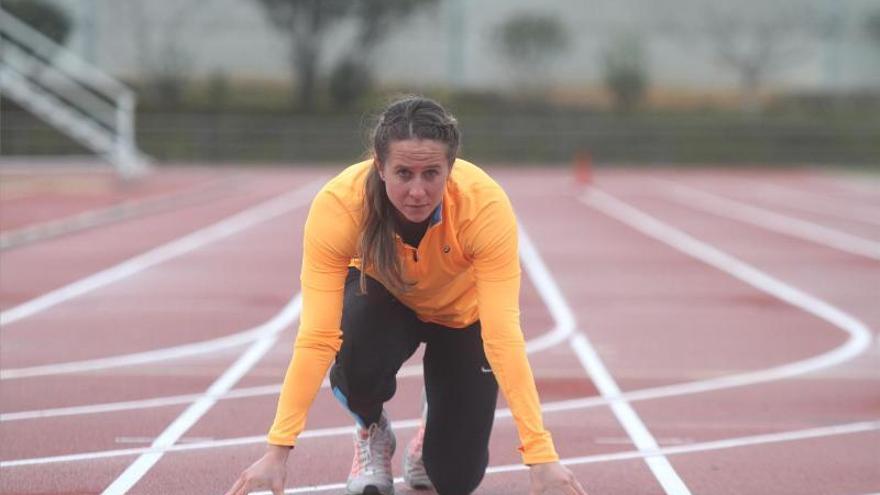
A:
[49,0,880,92]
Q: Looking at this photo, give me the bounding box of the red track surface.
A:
[1,164,878,494]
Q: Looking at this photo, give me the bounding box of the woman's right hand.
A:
[225,444,291,495]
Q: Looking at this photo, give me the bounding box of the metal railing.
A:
[0,6,148,177]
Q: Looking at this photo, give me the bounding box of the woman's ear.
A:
[374,160,385,181]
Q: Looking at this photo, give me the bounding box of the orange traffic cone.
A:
[574,151,592,186]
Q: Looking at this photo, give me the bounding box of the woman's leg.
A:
[422,322,499,495]
[329,269,423,426]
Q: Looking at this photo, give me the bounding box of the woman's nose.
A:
[408,182,427,199]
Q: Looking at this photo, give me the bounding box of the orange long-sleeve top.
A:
[267,159,559,464]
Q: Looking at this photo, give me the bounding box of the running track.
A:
[1,164,878,494]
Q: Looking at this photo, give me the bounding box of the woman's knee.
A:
[423,447,488,495]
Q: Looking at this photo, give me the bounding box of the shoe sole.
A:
[348,485,391,495]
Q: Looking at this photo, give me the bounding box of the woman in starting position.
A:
[226,96,587,495]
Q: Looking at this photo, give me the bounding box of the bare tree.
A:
[654,0,823,112]
[254,0,437,111]
[602,31,649,112]
[255,0,351,110]
[493,12,570,96]
[867,10,880,46]
[351,0,438,60]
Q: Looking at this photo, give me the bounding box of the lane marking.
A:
[0,220,573,392]
[730,181,880,228]
[571,333,691,494]
[4,411,876,471]
[2,324,269,380]
[4,187,874,470]
[114,436,214,445]
[520,226,691,494]
[99,294,301,495]
[3,184,875,482]
[0,177,324,329]
[260,420,880,494]
[653,179,880,260]
[0,174,243,251]
[580,187,872,371]
[517,226,576,352]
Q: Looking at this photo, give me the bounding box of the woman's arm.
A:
[226,188,356,493]
[469,190,558,463]
[468,188,587,494]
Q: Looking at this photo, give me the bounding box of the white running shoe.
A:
[403,396,433,490]
[403,422,433,490]
[346,412,396,495]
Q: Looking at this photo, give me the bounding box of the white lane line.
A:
[5,185,874,460]
[256,420,880,494]
[653,179,880,260]
[731,181,880,227]
[570,334,690,494]
[0,177,324,328]
[5,184,875,478]
[0,363,428,422]
[5,404,876,471]
[518,226,576,352]
[581,187,872,365]
[520,226,691,495]
[4,186,874,469]
[99,294,302,495]
[1,224,574,410]
[0,174,242,250]
[520,216,705,491]
[2,324,267,380]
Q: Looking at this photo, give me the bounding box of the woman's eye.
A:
[397,170,411,179]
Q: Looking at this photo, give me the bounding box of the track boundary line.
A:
[0,173,244,251]
[4,187,873,468]
[1,326,267,380]
[0,218,574,391]
[653,179,880,260]
[726,180,880,227]
[99,295,302,494]
[0,177,324,330]
[520,225,691,494]
[581,187,872,359]
[257,419,880,494]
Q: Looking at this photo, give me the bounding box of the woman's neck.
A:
[394,212,431,248]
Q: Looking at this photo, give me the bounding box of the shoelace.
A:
[353,423,392,475]
[409,424,425,457]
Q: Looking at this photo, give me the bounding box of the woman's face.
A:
[378,139,452,223]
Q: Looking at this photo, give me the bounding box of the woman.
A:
[226,96,587,495]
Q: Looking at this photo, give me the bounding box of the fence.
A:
[2,108,879,166]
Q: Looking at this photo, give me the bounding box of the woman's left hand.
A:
[528,461,588,495]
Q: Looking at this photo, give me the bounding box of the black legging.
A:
[329,268,499,495]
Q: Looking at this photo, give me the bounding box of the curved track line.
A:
[99,297,302,495]
[0,177,325,330]
[1,325,270,380]
[653,179,880,259]
[0,220,573,382]
[1,220,576,419]
[521,225,689,494]
[2,187,873,470]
